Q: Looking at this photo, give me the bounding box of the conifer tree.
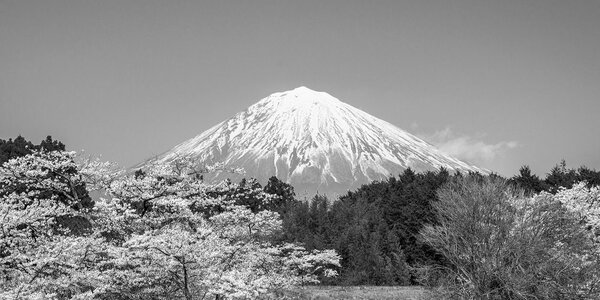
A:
[509,165,546,194]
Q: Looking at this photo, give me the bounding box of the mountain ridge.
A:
[138,86,488,198]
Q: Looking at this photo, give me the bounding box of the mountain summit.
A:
[141,87,486,197]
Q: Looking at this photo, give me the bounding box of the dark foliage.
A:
[509,160,600,194]
[0,135,65,164]
[263,176,296,214]
[280,168,460,285]
[509,165,547,195]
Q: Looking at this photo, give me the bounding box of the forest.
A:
[2,135,600,299]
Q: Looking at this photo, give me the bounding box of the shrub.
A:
[419,176,600,299]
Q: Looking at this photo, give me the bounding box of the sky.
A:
[1,0,599,177]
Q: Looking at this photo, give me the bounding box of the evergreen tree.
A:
[577,166,600,187]
[38,135,65,152]
[0,135,65,164]
[545,160,578,193]
[0,135,35,163]
[279,168,454,285]
[263,176,296,213]
[509,165,546,194]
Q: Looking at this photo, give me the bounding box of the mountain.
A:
[139,86,487,198]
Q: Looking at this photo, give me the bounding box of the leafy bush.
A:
[419,176,600,299]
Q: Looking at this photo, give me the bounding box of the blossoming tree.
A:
[0,151,116,299]
[1,151,340,299]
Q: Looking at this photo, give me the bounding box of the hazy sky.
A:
[1,0,599,177]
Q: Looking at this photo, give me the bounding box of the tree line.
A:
[0,135,65,163]
[2,135,600,299]
[280,163,600,285]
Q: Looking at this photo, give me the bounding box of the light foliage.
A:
[0,151,340,300]
[0,151,110,299]
[554,182,600,243]
[419,176,600,300]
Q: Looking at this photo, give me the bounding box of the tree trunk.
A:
[182,260,192,300]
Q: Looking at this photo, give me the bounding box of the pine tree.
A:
[545,160,578,193]
[0,135,65,164]
[509,165,546,194]
[263,176,296,213]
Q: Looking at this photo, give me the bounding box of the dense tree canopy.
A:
[1,151,340,299]
[279,169,456,285]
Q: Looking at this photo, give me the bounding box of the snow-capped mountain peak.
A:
[141,87,487,198]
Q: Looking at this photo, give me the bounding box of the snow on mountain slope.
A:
[140,86,487,198]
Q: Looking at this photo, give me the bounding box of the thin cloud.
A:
[422,127,519,163]
[410,122,419,130]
